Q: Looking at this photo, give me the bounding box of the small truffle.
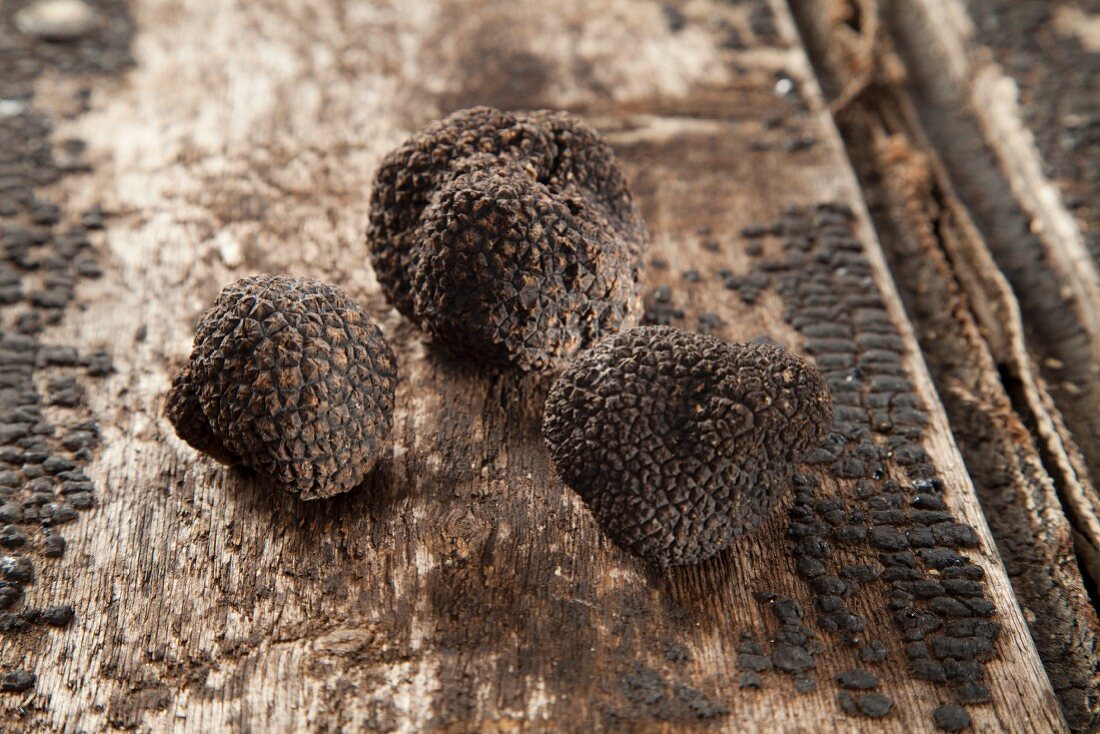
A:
[166,275,398,500]
[367,106,647,371]
[542,326,833,566]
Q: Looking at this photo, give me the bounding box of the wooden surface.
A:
[882,0,1100,585]
[0,0,1089,732]
[790,0,1100,728]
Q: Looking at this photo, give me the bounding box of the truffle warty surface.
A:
[367,106,647,371]
[543,326,833,566]
[166,275,398,500]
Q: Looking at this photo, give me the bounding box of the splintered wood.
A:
[0,0,1068,732]
[789,1,1100,729]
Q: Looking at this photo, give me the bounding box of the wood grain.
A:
[0,0,1066,731]
[790,1,1100,727]
[879,0,1100,588]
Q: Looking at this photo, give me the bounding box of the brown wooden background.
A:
[2,0,1099,731]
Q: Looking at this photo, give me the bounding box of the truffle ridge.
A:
[542,326,833,566]
[367,106,647,371]
[166,274,398,500]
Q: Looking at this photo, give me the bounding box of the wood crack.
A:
[789,0,1100,727]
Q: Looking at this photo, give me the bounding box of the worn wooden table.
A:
[1,0,1098,731]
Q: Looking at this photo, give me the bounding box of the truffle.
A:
[542,326,833,566]
[166,275,398,500]
[367,106,647,371]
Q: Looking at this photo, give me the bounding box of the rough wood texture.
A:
[878,0,1100,586]
[790,1,1100,727]
[0,0,1068,732]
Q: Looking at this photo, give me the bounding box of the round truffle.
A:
[166,275,398,500]
[367,106,647,371]
[542,326,833,566]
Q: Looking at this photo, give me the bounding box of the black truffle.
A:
[367,106,647,371]
[542,326,833,566]
[166,275,398,500]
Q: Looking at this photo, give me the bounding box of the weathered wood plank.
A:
[0,0,1065,732]
[876,0,1100,587]
[790,1,1100,727]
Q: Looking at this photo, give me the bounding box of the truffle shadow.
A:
[220,458,411,544]
[425,346,557,436]
[651,499,795,630]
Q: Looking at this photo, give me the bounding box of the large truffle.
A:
[542,326,833,566]
[367,106,647,371]
[166,275,398,500]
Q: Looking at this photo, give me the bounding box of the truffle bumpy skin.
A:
[367,106,648,371]
[542,326,833,566]
[165,275,398,500]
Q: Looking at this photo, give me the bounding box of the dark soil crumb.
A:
[953,682,991,705]
[0,584,22,611]
[0,0,133,677]
[643,285,684,326]
[38,603,73,627]
[697,312,723,335]
[933,703,971,731]
[663,4,686,32]
[772,644,814,674]
[794,674,816,693]
[1,669,35,693]
[835,669,879,690]
[664,644,691,664]
[859,640,887,663]
[738,652,772,673]
[745,594,826,693]
[0,526,26,549]
[838,691,894,719]
[748,203,1004,722]
[619,666,728,721]
[1,556,34,583]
